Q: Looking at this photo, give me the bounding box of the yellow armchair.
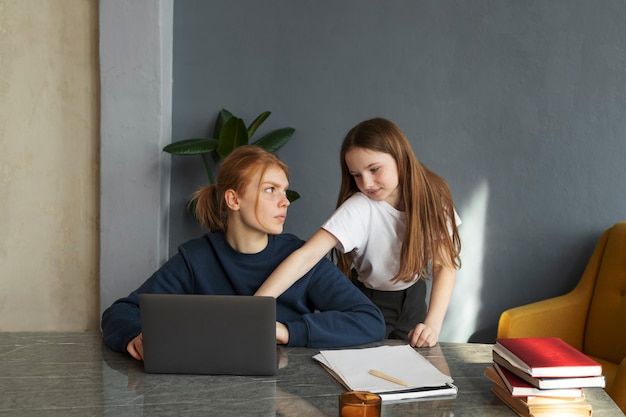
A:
[497,221,626,413]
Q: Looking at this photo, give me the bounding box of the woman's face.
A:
[344,147,401,209]
[236,165,291,236]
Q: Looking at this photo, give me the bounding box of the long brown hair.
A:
[333,118,461,282]
[189,145,289,232]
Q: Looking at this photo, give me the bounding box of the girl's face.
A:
[344,147,402,209]
[236,165,291,236]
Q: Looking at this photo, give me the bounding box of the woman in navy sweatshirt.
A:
[101,145,385,360]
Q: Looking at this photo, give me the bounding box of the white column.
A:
[99,0,173,315]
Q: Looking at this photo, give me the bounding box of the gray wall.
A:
[167,0,626,343]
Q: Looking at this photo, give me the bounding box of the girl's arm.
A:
[255,228,339,298]
[284,255,386,347]
[408,249,457,347]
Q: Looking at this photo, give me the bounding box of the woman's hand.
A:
[126,333,144,360]
[408,323,439,348]
[276,322,290,345]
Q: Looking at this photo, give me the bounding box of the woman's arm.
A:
[101,252,195,355]
[286,257,386,347]
[255,228,338,297]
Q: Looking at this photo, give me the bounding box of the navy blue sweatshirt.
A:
[101,232,385,354]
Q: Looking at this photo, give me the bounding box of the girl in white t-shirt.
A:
[256,117,461,347]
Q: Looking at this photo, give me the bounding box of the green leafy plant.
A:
[163,109,300,202]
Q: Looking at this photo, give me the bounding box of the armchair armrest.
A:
[497,226,611,349]
[497,289,590,350]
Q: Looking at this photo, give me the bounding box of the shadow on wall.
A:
[440,179,601,344]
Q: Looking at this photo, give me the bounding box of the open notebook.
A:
[313,345,457,402]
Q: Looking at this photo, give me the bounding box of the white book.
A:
[313,345,458,402]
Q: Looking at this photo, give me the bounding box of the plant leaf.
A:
[213,108,234,138]
[200,154,215,184]
[252,127,295,152]
[163,138,218,155]
[247,111,271,139]
[286,190,300,203]
[211,151,222,166]
[217,117,248,158]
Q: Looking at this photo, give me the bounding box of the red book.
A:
[494,337,603,378]
[491,363,585,397]
[493,351,606,389]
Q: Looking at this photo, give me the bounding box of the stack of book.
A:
[484,337,606,416]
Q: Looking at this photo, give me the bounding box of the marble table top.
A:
[0,332,622,416]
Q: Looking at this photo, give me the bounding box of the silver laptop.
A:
[139,294,277,375]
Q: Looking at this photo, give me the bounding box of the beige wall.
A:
[0,0,99,331]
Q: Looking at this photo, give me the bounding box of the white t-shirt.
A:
[322,192,461,291]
